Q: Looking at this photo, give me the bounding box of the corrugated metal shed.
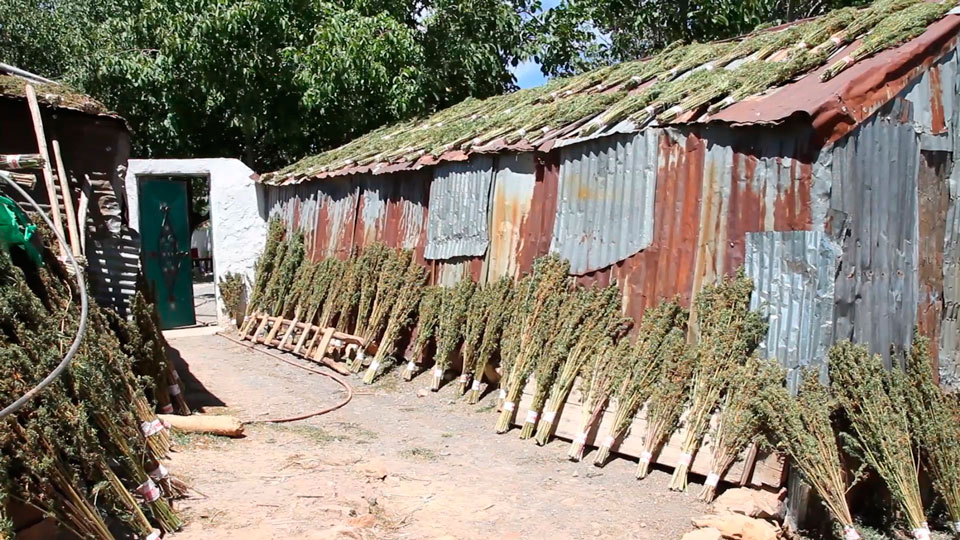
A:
[551,130,658,275]
[424,157,495,260]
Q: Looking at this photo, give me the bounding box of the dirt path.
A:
[164,333,708,540]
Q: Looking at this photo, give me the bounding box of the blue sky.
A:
[510,0,562,89]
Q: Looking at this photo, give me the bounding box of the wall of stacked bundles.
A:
[0,226,188,539]
[247,3,960,537]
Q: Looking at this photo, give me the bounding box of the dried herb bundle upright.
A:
[668,272,765,491]
[432,279,475,391]
[404,286,442,381]
[636,333,692,478]
[459,282,491,395]
[521,286,587,439]
[594,300,685,466]
[350,248,411,372]
[829,342,927,537]
[757,368,859,540]
[568,337,628,461]
[697,356,777,501]
[467,277,514,403]
[904,334,960,533]
[496,255,569,433]
[243,218,285,329]
[363,257,426,383]
[535,286,624,446]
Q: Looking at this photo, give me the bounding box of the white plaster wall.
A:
[125,158,267,327]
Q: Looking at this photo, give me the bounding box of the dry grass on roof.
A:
[265,0,954,183]
[0,74,110,115]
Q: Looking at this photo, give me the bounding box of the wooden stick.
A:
[278,311,300,350]
[77,178,89,256]
[262,316,283,344]
[7,172,37,189]
[51,140,81,257]
[24,84,66,255]
[292,323,313,355]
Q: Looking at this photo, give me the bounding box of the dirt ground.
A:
[163,333,709,540]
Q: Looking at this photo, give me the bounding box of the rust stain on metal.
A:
[917,150,950,371]
[516,151,560,276]
[580,132,704,323]
[928,65,947,134]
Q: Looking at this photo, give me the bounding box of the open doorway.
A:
[136,174,213,328]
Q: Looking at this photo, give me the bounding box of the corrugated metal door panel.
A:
[425,157,494,260]
[551,130,658,275]
[487,153,537,281]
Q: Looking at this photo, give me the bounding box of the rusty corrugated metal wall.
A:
[261,38,960,385]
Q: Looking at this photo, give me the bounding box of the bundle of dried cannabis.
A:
[363,257,427,384]
[467,277,514,403]
[403,286,442,381]
[431,279,475,391]
[829,342,927,539]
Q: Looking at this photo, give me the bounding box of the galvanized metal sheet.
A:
[745,231,840,389]
[424,156,495,260]
[356,172,429,257]
[486,153,537,281]
[551,130,658,275]
[826,99,920,365]
[940,158,960,389]
[904,47,957,146]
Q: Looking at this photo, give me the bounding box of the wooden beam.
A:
[51,140,81,257]
[24,84,66,256]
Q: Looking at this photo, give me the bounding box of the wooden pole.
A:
[24,84,66,256]
[51,140,81,257]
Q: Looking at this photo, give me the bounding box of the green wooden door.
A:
[139,178,196,329]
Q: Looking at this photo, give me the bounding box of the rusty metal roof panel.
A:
[424,156,495,260]
[551,130,659,275]
[745,231,840,386]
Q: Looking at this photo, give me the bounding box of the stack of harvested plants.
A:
[259,232,305,334]
[829,341,928,539]
[521,286,586,439]
[697,356,778,501]
[432,278,475,390]
[277,260,319,347]
[218,272,246,327]
[125,291,189,416]
[636,331,693,478]
[756,366,860,540]
[467,277,514,403]
[569,337,629,461]
[0,226,182,539]
[535,285,624,446]
[594,300,686,466]
[496,255,569,433]
[905,334,960,534]
[352,244,390,340]
[363,257,427,383]
[668,272,765,491]
[403,286,442,380]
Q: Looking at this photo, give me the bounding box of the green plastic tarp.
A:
[0,195,42,266]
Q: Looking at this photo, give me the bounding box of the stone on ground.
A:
[712,488,785,522]
[692,514,781,540]
[681,527,724,540]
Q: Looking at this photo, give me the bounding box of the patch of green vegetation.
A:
[400,446,439,462]
[264,423,340,445]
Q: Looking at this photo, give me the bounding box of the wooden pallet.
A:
[509,379,785,489]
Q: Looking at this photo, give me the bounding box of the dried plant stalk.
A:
[363,257,426,384]
[467,277,514,403]
[431,279,475,390]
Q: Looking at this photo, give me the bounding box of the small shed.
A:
[0,66,136,314]
[258,2,960,391]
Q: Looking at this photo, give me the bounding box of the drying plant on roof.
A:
[668,272,766,491]
[698,356,779,501]
[535,285,625,446]
[432,278,476,390]
[363,257,427,384]
[822,0,950,81]
[496,255,570,433]
[404,286,442,381]
[829,341,928,539]
[468,276,514,403]
[904,333,960,534]
[756,367,861,540]
[636,329,693,479]
[520,286,587,439]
